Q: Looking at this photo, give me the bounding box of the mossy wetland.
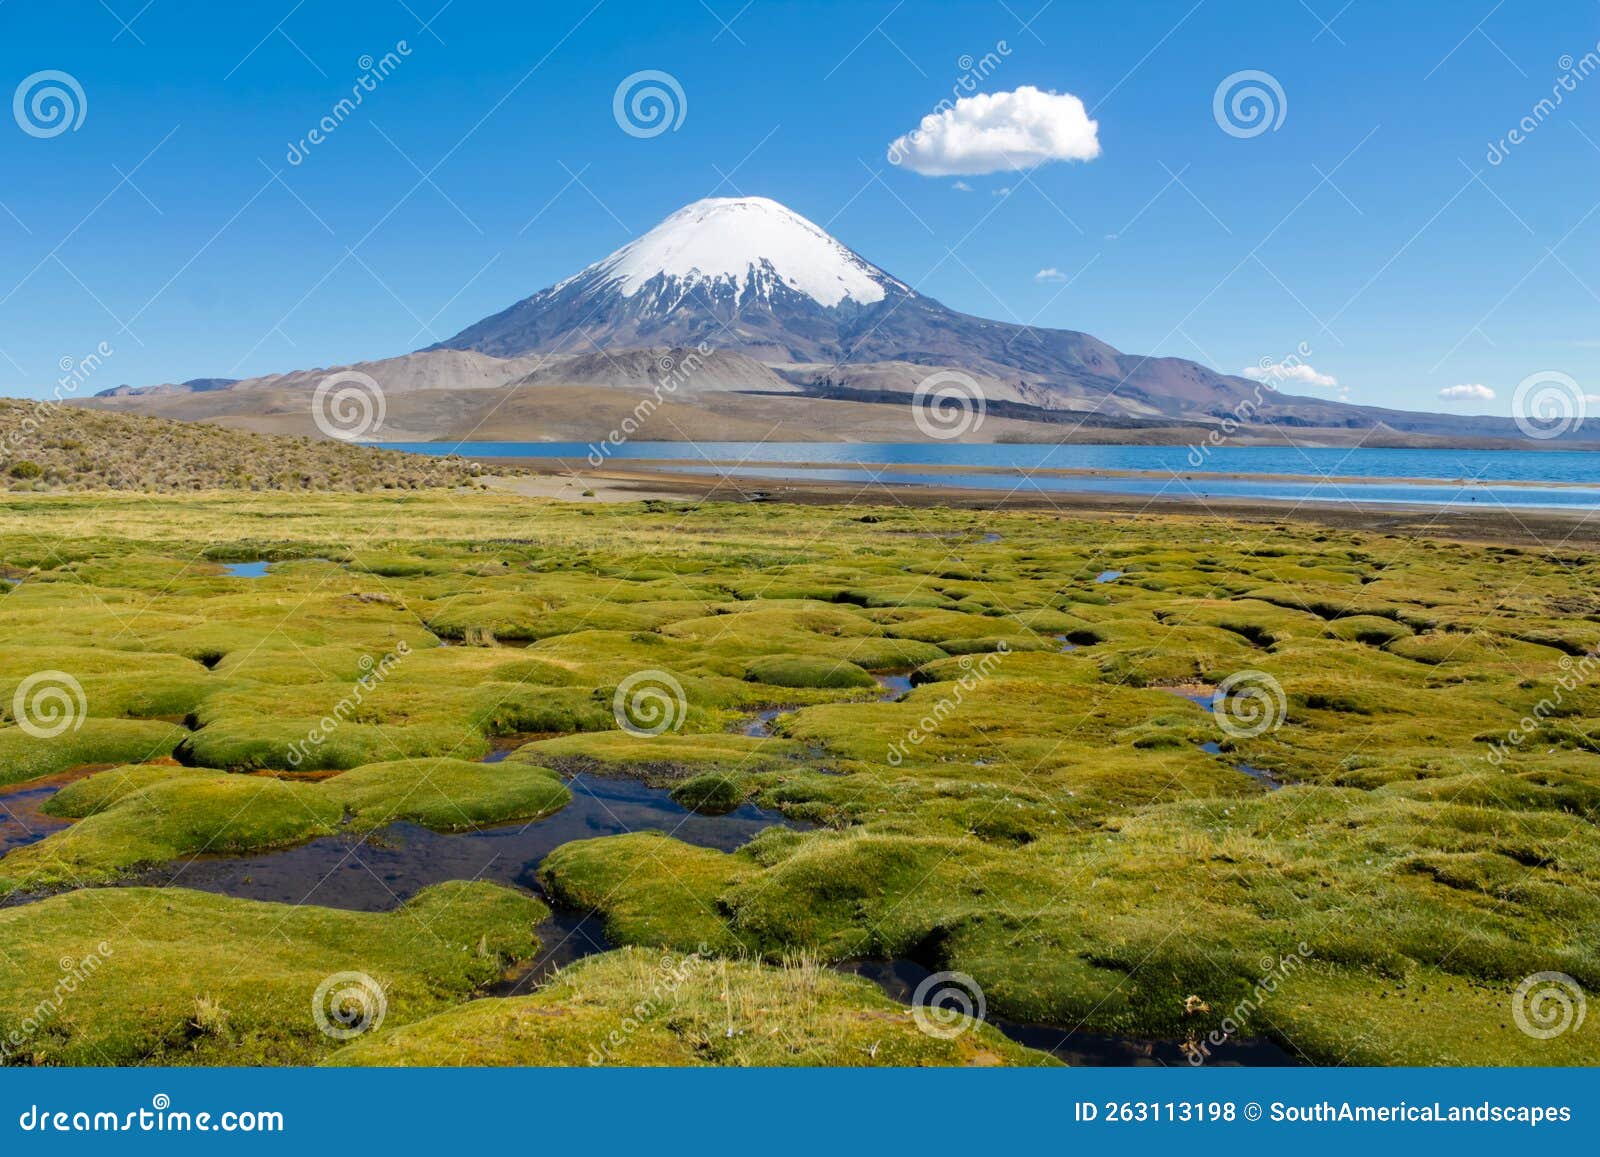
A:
[0,491,1596,1066]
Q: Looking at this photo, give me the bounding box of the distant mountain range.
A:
[83,196,1546,446]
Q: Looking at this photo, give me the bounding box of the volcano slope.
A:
[0,491,1595,1066]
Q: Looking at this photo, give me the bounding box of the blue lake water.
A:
[379,442,1600,509]
[223,561,272,578]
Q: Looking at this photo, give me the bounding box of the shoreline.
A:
[473,453,1599,490]
[482,461,1600,548]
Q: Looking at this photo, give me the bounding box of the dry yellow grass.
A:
[0,400,502,492]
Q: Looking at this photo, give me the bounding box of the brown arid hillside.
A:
[0,398,498,493]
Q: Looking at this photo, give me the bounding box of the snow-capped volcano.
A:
[577,196,903,308]
[435,196,918,361]
[87,196,1536,444]
[432,195,1303,422]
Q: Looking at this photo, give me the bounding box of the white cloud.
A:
[1035,267,1066,282]
[1438,383,1495,401]
[887,86,1101,176]
[1243,362,1339,389]
[951,180,972,191]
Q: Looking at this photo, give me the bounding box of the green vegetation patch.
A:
[323,758,570,832]
[331,947,1053,1067]
[0,720,187,788]
[745,655,876,689]
[3,493,1599,1066]
[0,883,545,1065]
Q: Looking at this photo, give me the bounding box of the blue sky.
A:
[1,0,1596,415]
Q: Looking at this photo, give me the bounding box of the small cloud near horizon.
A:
[1035,267,1066,282]
[887,86,1101,176]
[1438,383,1494,401]
[1243,362,1339,390]
[951,180,972,191]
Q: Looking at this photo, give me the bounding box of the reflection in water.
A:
[0,765,108,852]
[489,905,615,997]
[0,780,73,852]
[1163,685,1219,711]
[127,773,798,912]
[872,672,913,700]
[1199,741,1285,789]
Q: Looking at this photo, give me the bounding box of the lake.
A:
[380,441,1600,509]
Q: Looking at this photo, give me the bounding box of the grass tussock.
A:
[331,947,1052,1067]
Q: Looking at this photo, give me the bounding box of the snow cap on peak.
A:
[589,196,894,307]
